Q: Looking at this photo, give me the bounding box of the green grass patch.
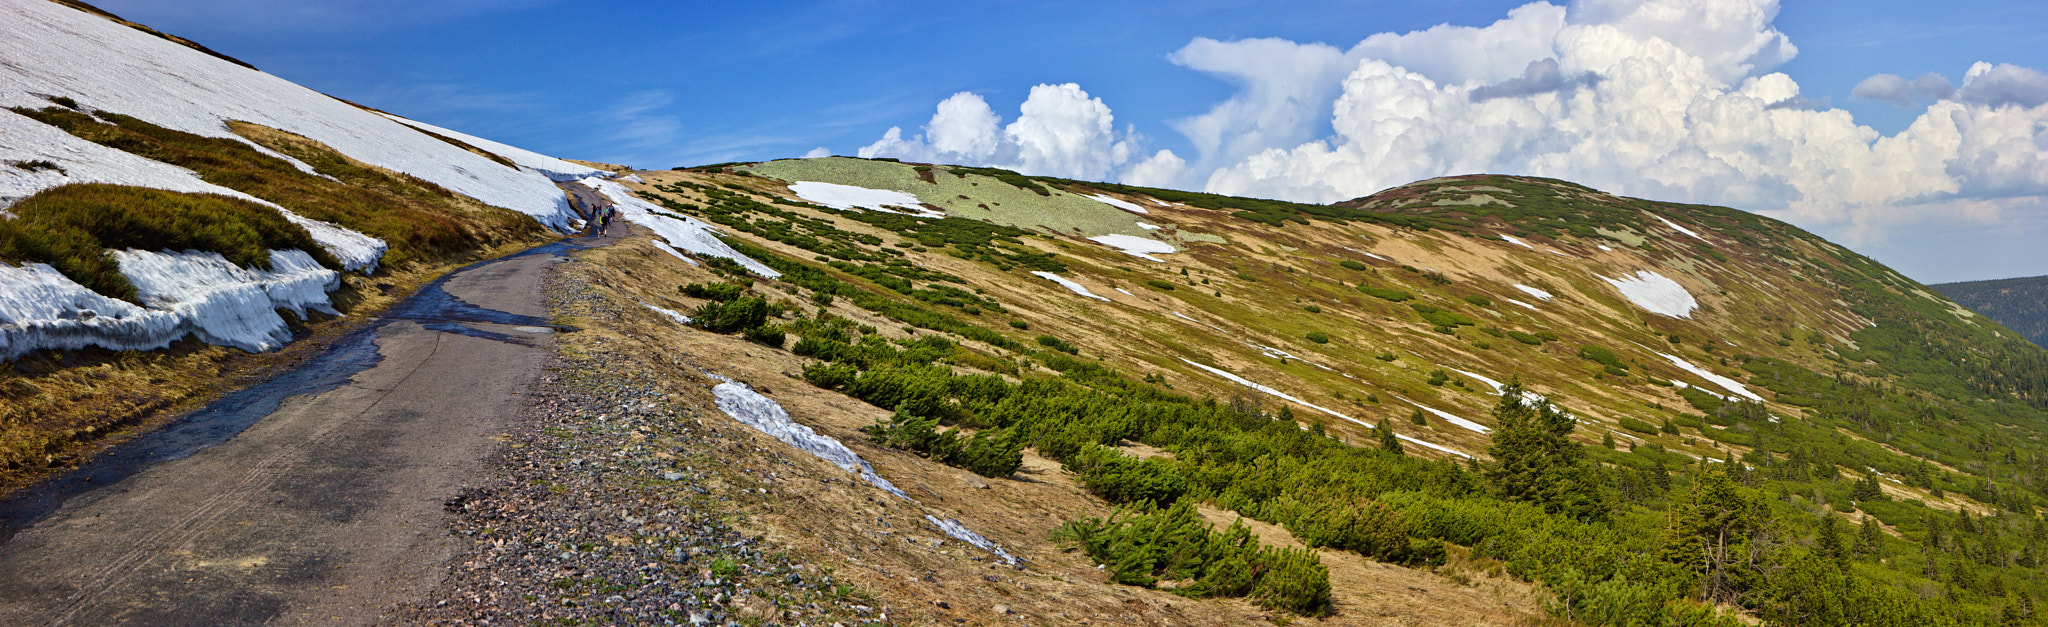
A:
[0,184,333,301]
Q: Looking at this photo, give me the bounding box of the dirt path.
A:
[0,238,602,626]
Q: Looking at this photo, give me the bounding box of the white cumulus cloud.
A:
[858,84,1137,180]
[859,0,2048,274]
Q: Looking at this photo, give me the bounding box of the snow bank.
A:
[380,113,607,181]
[1602,270,1697,318]
[1500,234,1535,249]
[0,1,576,230]
[640,302,691,326]
[1657,352,1763,402]
[286,216,387,273]
[1089,194,1149,214]
[710,377,1019,564]
[789,181,940,217]
[1087,234,1176,262]
[114,248,340,353]
[1030,271,1110,301]
[583,178,780,278]
[1179,359,1468,457]
[1654,214,1709,243]
[1394,397,1492,434]
[0,262,181,361]
[1513,284,1554,300]
[0,248,346,360]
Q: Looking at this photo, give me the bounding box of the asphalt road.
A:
[0,239,592,626]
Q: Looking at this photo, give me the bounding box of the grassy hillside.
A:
[1935,275,2048,349]
[586,158,2048,625]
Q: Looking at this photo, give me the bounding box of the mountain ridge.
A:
[8,1,2048,624]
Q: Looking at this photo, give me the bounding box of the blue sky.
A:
[92,0,2048,283]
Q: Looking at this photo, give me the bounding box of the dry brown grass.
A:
[543,225,1561,625]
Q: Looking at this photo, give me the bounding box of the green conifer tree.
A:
[1483,383,1606,520]
[1375,419,1403,455]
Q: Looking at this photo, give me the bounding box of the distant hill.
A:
[1933,275,2048,348]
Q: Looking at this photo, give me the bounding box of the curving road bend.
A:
[0,237,598,626]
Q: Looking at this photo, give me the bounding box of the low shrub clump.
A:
[1054,502,1332,617]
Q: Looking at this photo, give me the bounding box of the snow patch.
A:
[1512,284,1554,300]
[1088,194,1149,214]
[1134,222,1163,230]
[710,378,1017,564]
[1087,234,1176,262]
[1500,234,1535,249]
[1602,270,1698,318]
[1653,214,1709,244]
[712,378,906,499]
[1597,245,1614,252]
[1504,298,1538,310]
[1114,287,1134,296]
[583,178,779,278]
[640,302,691,326]
[1030,272,1111,302]
[788,181,941,217]
[0,2,577,230]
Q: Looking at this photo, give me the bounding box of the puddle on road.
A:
[0,238,591,543]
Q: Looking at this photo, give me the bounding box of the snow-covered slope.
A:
[380,113,607,182]
[0,0,577,231]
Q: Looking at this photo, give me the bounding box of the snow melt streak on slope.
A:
[711,379,1017,564]
[1178,359,1469,458]
[1088,194,1149,214]
[0,1,575,229]
[1030,272,1110,301]
[1655,214,1710,243]
[1394,397,1492,434]
[1603,270,1698,319]
[1513,284,1554,300]
[1658,352,1763,402]
[584,178,780,278]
